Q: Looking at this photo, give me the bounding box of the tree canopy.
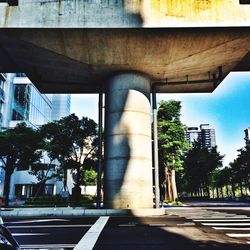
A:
[39,114,98,204]
[157,100,188,201]
[0,123,42,205]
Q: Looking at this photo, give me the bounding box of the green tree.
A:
[0,123,42,206]
[236,144,250,193]
[184,141,224,197]
[158,100,188,201]
[29,160,59,198]
[40,114,98,204]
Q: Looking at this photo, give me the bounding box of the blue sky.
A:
[71,72,250,166]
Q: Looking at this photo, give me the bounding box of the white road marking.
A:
[213,227,250,231]
[202,223,250,226]
[187,216,247,219]
[149,224,166,227]
[226,233,250,238]
[7,224,92,229]
[177,222,195,226]
[8,219,69,224]
[20,244,75,249]
[74,216,109,250]
[194,219,250,222]
[12,233,50,236]
[118,224,136,227]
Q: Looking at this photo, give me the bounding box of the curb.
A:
[0,208,167,217]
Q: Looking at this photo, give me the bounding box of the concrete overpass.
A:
[0,0,250,209]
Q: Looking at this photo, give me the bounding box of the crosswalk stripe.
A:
[194,219,250,222]
[213,227,250,231]
[202,223,250,226]
[226,233,250,238]
[74,216,109,250]
[187,215,247,218]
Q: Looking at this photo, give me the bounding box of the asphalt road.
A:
[2,206,250,250]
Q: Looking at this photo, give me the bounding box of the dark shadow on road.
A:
[94,215,250,250]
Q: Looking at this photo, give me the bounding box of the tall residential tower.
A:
[185,124,216,149]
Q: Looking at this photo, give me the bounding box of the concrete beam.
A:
[0,28,250,94]
[1,0,250,28]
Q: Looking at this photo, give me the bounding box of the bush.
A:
[24,194,97,207]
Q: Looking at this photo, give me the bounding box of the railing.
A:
[15,73,26,77]
[0,0,18,6]
[0,87,5,102]
[0,73,7,81]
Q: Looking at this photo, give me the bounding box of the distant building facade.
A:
[0,73,72,199]
[185,124,216,149]
[244,127,250,145]
[47,94,71,121]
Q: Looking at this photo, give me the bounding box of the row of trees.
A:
[158,100,250,201]
[0,114,98,206]
[1,100,249,206]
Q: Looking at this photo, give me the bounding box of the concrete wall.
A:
[0,0,250,28]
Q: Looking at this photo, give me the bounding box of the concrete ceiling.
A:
[0,28,250,93]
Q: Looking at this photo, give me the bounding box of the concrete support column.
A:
[104,73,153,209]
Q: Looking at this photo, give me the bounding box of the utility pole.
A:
[152,89,160,208]
[96,87,103,208]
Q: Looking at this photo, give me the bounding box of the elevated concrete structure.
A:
[1,28,250,94]
[0,0,250,209]
[105,73,153,208]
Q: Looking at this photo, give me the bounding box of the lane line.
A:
[12,233,50,236]
[74,216,109,250]
[118,224,136,227]
[194,219,250,222]
[8,224,92,229]
[213,227,250,230]
[7,219,69,224]
[202,223,250,226]
[226,233,250,238]
[20,244,75,249]
[149,224,166,227]
[177,223,195,226]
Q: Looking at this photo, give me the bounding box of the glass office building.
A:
[47,94,71,121]
[0,73,73,199]
[9,75,52,128]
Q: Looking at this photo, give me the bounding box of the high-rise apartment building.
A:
[0,73,72,199]
[47,94,71,121]
[185,124,216,149]
[244,127,250,145]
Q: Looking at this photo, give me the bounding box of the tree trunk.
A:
[206,185,210,198]
[240,182,243,197]
[212,188,215,199]
[220,187,224,198]
[216,187,219,198]
[165,167,173,201]
[74,165,81,205]
[171,169,178,201]
[226,185,230,197]
[231,182,236,197]
[63,167,68,192]
[3,161,14,207]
